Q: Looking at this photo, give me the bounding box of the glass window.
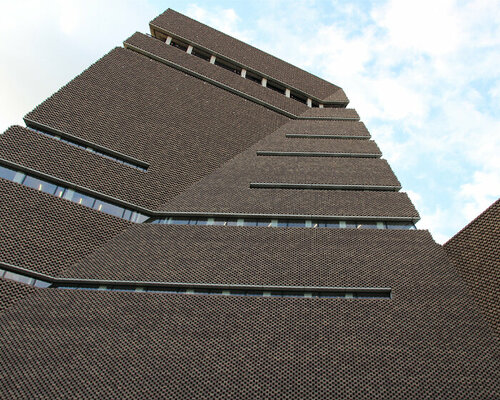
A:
[267,82,286,95]
[315,220,341,228]
[245,72,262,84]
[357,221,378,229]
[110,286,135,292]
[0,165,18,181]
[170,40,188,51]
[245,291,263,297]
[344,221,357,228]
[318,292,344,298]
[22,176,58,195]
[287,220,306,227]
[243,219,257,226]
[290,92,307,104]
[256,219,271,227]
[34,279,51,288]
[63,189,96,208]
[54,186,65,198]
[4,271,34,285]
[129,212,148,223]
[93,199,125,218]
[386,222,415,230]
[214,59,241,75]
[122,209,133,221]
[169,217,190,225]
[191,48,211,61]
[213,218,228,226]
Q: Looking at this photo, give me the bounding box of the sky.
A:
[0,0,499,243]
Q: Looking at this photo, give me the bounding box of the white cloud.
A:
[184,4,252,42]
[0,0,158,133]
[460,170,500,220]
[373,0,462,55]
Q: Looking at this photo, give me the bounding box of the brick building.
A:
[0,9,498,398]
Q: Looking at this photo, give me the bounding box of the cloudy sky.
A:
[1,0,499,243]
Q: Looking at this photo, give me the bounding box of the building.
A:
[0,9,498,398]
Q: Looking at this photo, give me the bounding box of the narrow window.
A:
[386,222,416,230]
[290,92,308,104]
[214,58,241,75]
[245,72,262,84]
[191,48,211,62]
[267,81,286,95]
[357,221,378,229]
[93,199,126,218]
[170,40,188,52]
[0,165,20,181]
[22,176,58,195]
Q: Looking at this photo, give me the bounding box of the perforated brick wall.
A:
[67,226,452,286]
[23,48,288,209]
[256,137,381,154]
[0,179,131,276]
[0,287,497,399]
[151,9,347,102]
[283,120,371,137]
[0,278,36,315]
[444,199,500,337]
[125,33,309,116]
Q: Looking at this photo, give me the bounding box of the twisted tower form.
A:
[0,9,498,398]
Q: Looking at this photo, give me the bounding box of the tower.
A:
[0,9,497,398]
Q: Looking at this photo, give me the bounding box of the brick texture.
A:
[250,156,400,186]
[124,32,309,116]
[0,179,130,276]
[150,9,348,103]
[256,137,381,155]
[24,47,288,209]
[282,120,371,137]
[299,107,359,120]
[0,278,36,315]
[0,8,497,399]
[444,199,499,337]
[159,147,417,216]
[67,226,451,286]
[0,287,497,399]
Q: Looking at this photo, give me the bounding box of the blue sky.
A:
[1,0,499,243]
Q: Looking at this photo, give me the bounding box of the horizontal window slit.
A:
[26,127,147,171]
[214,59,241,75]
[0,164,148,223]
[191,48,211,62]
[0,268,391,300]
[170,40,188,52]
[245,72,262,84]
[290,92,308,104]
[267,82,286,95]
[0,164,416,230]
